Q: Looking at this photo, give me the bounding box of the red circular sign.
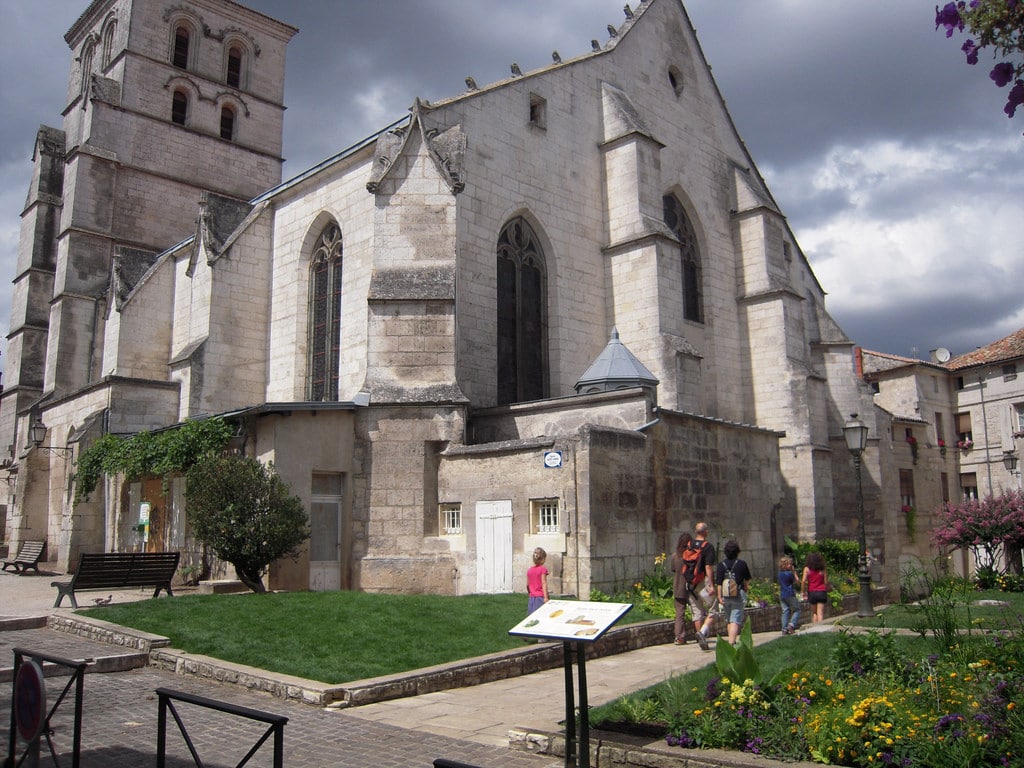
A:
[14,658,46,742]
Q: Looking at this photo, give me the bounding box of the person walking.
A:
[686,522,717,650]
[716,539,751,646]
[778,555,801,634]
[669,532,693,645]
[802,551,829,623]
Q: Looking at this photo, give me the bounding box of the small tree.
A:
[185,455,310,593]
[932,489,1024,582]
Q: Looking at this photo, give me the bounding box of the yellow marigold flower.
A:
[693,709,703,716]
[1009,702,1016,711]
[950,672,957,678]
[826,679,833,686]
[809,690,817,698]
[838,693,846,701]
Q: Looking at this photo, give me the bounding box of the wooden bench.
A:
[52,551,180,608]
[1,540,45,574]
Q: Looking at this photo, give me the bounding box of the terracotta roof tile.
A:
[946,327,1024,371]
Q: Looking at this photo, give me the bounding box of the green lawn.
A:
[837,588,1024,632]
[79,591,662,684]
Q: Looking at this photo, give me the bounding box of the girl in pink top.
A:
[527,547,549,615]
[802,551,829,623]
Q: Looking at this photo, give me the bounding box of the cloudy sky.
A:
[1,0,1021,378]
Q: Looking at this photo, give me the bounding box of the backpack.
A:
[680,541,708,591]
[721,560,739,598]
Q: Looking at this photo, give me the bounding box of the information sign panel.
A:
[508,599,632,642]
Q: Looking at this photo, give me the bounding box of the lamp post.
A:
[843,413,875,617]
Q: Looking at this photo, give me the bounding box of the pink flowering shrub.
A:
[932,489,1024,579]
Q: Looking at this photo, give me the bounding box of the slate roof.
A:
[946,327,1024,372]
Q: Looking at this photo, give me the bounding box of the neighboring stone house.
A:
[1,0,891,595]
[858,328,1024,579]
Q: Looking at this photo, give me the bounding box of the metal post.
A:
[157,692,167,768]
[562,641,576,768]
[854,455,875,617]
[576,643,590,768]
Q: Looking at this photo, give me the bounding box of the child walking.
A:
[778,556,801,635]
[527,547,549,615]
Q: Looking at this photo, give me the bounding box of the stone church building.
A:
[0,0,893,596]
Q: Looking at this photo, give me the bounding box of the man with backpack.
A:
[684,524,716,651]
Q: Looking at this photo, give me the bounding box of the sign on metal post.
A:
[509,600,632,768]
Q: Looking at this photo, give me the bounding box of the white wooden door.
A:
[475,500,513,593]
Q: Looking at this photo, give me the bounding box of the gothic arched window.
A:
[226,45,243,88]
[172,24,191,69]
[80,40,95,99]
[101,20,117,68]
[496,217,548,404]
[307,224,343,402]
[171,90,188,125]
[220,106,235,140]
[663,195,704,324]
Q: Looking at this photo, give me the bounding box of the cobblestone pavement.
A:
[2,661,563,768]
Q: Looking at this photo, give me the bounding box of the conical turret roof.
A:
[575,328,658,394]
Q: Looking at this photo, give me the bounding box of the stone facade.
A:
[3,0,892,597]
[860,332,1024,583]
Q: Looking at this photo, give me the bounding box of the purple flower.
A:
[936,2,965,37]
[962,39,979,65]
[991,62,1015,88]
[666,731,695,748]
[1005,80,1024,118]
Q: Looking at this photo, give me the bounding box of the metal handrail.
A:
[155,687,287,768]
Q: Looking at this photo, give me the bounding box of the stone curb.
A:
[509,728,820,768]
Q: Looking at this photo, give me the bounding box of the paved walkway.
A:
[0,568,829,766]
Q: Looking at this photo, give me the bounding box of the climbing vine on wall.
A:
[73,417,234,505]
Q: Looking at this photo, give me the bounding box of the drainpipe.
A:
[979,372,993,492]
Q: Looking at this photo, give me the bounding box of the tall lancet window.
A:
[663,195,704,323]
[496,217,548,404]
[307,223,343,401]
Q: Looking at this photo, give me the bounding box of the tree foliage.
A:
[74,418,234,505]
[936,0,1024,120]
[932,489,1024,575]
[184,455,310,593]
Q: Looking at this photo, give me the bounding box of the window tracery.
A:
[663,195,704,323]
[496,217,548,404]
[307,224,343,402]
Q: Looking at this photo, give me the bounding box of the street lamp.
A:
[29,417,72,458]
[843,413,875,617]
[1004,450,1021,488]
[1003,450,1018,472]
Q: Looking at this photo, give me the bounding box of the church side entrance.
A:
[475,500,513,593]
[310,473,344,591]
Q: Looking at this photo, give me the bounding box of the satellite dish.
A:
[933,347,951,363]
